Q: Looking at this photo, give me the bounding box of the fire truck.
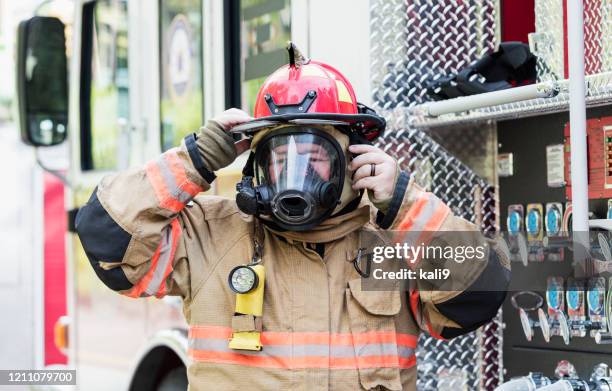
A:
[15,0,612,390]
[14,0,371,389]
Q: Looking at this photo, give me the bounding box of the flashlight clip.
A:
[250,242,263,266]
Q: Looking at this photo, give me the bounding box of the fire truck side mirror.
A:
[16,16,68,147]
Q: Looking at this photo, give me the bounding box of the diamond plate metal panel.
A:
[381,116,502,390]
[376,109,501,391]
[532,0,565,81]
[603,1,612,71]
[584,0,605,74]
[370,0,497,111]
[370,1,502,389]
[427,124,497,185]
[532,0,611,81]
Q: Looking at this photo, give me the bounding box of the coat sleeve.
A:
[374,171,511,339]
[75,121,237,300]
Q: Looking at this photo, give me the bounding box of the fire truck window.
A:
[88,0,129,170]
[160,0,203,151]
[240,0,291,112]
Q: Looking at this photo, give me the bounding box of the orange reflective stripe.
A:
[425,313,446,341]
[396,191,430,232]
[155,219,182,297]
[395,332,418,347]
[163,150,203,197]
[188,349,416,370]
[188,325,417,370]
[396,190,450,234]
[188,349,287,368]
[124,219,181,298]
[398,355,417,368]
[145,149,203,213]
[355,354,402,368]
[412,196,450,263]
[189,325,417,347]
[408,289,422,326]
[423,197,450,232]
[145,161,184,213]
[189,325,232,339]
[393,190,451,266]
[408,289,446,340]
[125,244,162,298]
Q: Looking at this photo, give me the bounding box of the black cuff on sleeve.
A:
[185,133,217,184]
[75,189,133,291]
[375,171,410,229]
[436,249,510,339]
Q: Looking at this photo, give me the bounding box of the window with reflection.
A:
[240,0,291,112]
[88,0,129,170]
[160,0,203,151]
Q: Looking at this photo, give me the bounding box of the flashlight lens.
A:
[229,266,258,293]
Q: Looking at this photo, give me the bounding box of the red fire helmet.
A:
[231,42,385,143]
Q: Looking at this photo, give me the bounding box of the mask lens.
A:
[260,133,336,187]
[254,127,345,229]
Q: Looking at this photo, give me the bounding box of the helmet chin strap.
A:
[242,151,256,177]
[331,164,360,215]
[330,190,364,218]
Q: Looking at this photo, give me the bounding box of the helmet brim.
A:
[229,113,385,142]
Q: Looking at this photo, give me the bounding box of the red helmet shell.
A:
[231,48,385,142]
[253,60,358,117]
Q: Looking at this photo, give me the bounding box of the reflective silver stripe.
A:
[157,152,194,204]
[355,343,405,358]
[143,224,176,296]
[397,345,414,359]
[189,338,415,359]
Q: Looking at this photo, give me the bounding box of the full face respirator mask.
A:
[236,126,346,231]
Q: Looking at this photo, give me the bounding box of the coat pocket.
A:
[346,278,403,391]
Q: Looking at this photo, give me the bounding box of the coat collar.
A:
[264,204,371,244]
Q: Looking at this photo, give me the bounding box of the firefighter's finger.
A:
[225,107,250,116]
[220,108,251,119]
[234,139,252,155]
[348,144,380,155]
[223,114,254,128]
[349,152,386,171]
[227,112,253,122]
[213,109,254,130]
[352,162,380,182]
[352,175,377,191]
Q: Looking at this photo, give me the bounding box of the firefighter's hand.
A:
[348,144,398,203]
[213,108,253,130]
[211,108,254,154]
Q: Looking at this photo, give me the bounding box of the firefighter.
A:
[75,44,510,391]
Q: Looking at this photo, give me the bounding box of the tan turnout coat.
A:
[76,123,509,391]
